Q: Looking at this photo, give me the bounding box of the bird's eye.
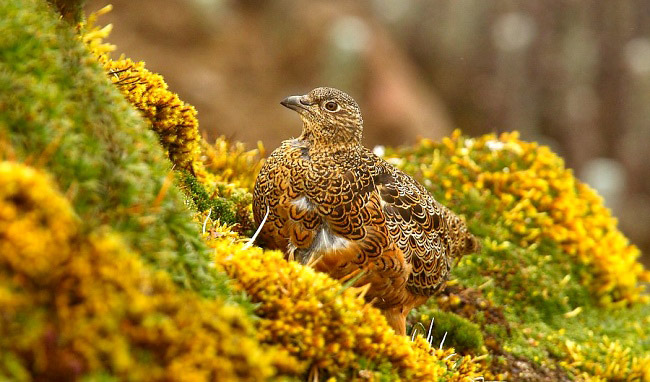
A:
[323,101,339,112]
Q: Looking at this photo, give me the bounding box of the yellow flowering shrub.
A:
[0,161,281,381]
[199,137,266,191]
[82,14,259,232]
[83,10,265,193]
[101,57,202,171]
[562,337,650,381]
[78,4,115,56]
[83,9,200,171]
[209,237,489,381]
[388,130,649,306]
[386,131,650,381]
[3,0,230,301]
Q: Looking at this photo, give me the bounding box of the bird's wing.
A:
[292,152,414,308]
[373,160,477,296]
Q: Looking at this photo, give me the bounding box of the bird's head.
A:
[281,87,363,148]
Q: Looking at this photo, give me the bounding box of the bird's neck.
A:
[299,130,362,154]
[299,120,363,153]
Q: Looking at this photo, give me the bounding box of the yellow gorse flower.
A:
[83,8,201,171]
[199,137,266,191]
[82,10,263,229]
[561,337,650,381]
[388,131,649,306]
[209,237,489,381]
[78,5,116,57]
[0,162,282,381]
[101,57,202,171]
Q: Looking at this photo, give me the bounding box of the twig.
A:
[202,208,212,235]
[243,205,268,250]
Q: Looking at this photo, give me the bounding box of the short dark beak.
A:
[280,95,307,112]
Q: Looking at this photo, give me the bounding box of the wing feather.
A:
[372,157,477,296]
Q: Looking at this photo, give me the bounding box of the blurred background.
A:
[85,0,650,265]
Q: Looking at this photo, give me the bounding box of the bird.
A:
[253,87,479,335]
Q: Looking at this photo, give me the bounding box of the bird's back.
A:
[370,153,479,296]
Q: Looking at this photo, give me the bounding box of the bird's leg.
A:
[383,306,407,335]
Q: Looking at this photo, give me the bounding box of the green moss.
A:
[413,309,484,354]
[180,170,237,223]
[450,204,650,375]
[355,358,401,382]
[0,0,225,299]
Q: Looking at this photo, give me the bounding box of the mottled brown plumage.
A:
[253,87,479,334]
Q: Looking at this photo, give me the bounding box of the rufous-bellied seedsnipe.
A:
[253,87,479,334]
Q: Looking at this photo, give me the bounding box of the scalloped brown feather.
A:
[253,87,478,334]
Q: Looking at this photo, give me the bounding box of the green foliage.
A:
[179,170,239,224]
[415,309,484,354]
[0,0,226,299]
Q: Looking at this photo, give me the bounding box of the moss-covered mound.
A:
[0,0,226,299]
[0,1,276,380]
[209,238,487,381]
[386,133,650,380]
[2,1,649,381]
[0,162,277,381]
